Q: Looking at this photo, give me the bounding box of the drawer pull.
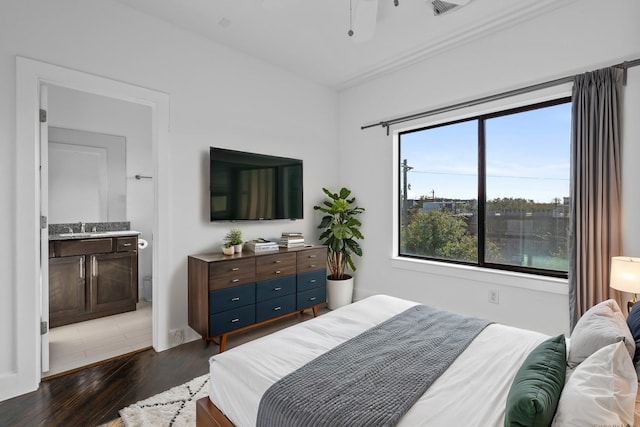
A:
[274,260,282,264]
[309,264,316,268]
[275,270,281,274]
[274,287,282,291]
[231,267,239,271]
[309,297,317,301]
[231,297,240,301]
[274,306,282,311]
[309,255,317,258]
[231,279,240,283]
[309,279,317,283]
[122,243,132,247]
[231,318,240,323]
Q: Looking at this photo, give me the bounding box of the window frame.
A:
[397,96,571,279]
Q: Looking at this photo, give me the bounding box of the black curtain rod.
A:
[362,57,640,134]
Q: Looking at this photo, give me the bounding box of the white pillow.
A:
[551,341,637,427]
[568,299,635,368]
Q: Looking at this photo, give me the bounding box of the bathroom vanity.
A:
[48,230,139,328]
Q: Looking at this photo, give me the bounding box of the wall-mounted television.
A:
[210,147,303,221]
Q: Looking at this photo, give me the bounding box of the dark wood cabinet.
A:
[49,234,138,328]
[188,246,327,352]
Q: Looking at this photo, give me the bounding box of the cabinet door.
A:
[49,255,86,328]
[88,252,138,313]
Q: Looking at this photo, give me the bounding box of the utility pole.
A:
[401,159,413,228]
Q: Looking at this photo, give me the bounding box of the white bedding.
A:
[209,294,549,427]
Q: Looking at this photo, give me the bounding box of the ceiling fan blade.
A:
[351,0,378,43]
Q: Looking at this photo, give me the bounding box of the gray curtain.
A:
[569,67,623,329]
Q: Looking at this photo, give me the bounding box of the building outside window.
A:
[398,97,571,278]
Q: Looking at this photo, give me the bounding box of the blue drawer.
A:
[256,276,296,302]
[297,270,326,292]
[297,286,326,309]
[210,305,255,336]
[256,294,296,322]
[209,283,256,314]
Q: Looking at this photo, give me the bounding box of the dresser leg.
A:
[219,334,228,353]
[312,306,318,317]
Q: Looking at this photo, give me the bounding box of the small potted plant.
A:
[224,228,243,254]
[222,242,234,255]
[313,187,364,309]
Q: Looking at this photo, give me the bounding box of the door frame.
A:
[10,56,171,401]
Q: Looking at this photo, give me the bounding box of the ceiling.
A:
[110,0,571,90]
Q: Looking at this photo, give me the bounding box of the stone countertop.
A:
[49,230,141,241]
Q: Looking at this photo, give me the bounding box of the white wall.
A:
[0,0,338,396]
[338,0,640,336]
[47,85,154,292]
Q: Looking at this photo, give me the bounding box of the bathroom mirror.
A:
[48,127,126,223]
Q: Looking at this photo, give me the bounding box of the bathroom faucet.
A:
[79,222,85,233]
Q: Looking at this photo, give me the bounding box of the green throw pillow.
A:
[505,334,566,427]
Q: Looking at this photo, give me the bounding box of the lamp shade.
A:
[610,257,640,294]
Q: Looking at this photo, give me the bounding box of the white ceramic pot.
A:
[222,246,235,255]
[233,244,243,254]
[326,275,354,310]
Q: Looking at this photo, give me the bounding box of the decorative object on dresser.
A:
[245,239,279,252]
[187,246,327,352]
[224,228,244,254]
[277,232,305,248]
[313,187,364,310]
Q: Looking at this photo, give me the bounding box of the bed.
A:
[197,294,639,427]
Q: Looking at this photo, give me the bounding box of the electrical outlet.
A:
[488,289,500,304]
[169,328,184,344]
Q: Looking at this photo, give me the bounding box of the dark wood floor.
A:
[0,308,323,427]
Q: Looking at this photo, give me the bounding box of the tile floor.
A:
[44,301,152,378]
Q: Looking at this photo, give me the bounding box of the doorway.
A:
[43,87,154,377]
[11,56,171,401]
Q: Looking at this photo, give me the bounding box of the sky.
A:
[400,102,571,203]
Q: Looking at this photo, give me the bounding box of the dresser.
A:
[188,246,327,352]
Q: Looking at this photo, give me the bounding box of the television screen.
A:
[210,147,303,221]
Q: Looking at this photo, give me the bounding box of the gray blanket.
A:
[256,304,492,427]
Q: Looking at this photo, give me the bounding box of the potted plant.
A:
[222,241,235,256]
[224,228,243,254]
[314,187,364,309]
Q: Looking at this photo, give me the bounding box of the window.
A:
[398,98,571,277]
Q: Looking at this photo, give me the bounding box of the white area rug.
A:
[119,374,209,427]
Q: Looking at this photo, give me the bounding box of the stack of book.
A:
[245,239,279,252]
[278,232,305,248]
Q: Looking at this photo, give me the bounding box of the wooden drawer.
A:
[210,305,255,336]
[297,286,326,310]
[297,270,326,293]
[116,236,137,252]
[209,283,256,314]
[256,276,296,302]
[296,248,327,273]
[209,258,256,290]
[57,238,113,257]
[256,294,296,323]
[256,253,296,282]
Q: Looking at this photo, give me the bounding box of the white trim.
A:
[9,56,171,401]
[337,0,581,90]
